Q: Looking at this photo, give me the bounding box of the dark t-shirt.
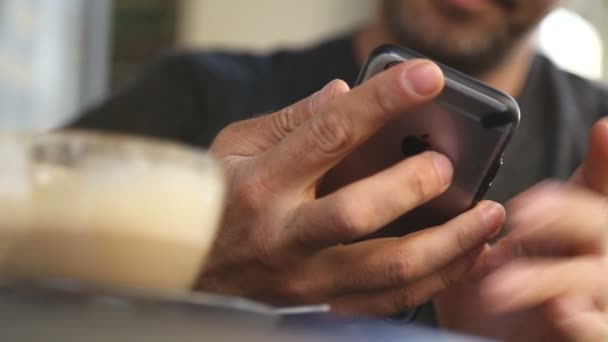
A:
[72,35,608,204]
[71,34,608,322]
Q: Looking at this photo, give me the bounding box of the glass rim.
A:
[8,129,222,173]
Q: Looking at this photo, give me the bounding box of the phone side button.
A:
[488,157,503,180]
[472,157,503,204]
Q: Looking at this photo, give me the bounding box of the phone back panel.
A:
[318,46,520,237]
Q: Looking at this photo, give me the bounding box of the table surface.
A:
[0,280,491,342]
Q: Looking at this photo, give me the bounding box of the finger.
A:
[557,312,608,342]
[256,60,444,191]
[285,151,453,248]
[259,80,350,146]
[571,117,608,195]
[330,246,482,316]
[546,297,608,342]
[303,201,503,294]
[480,258,607,314]
[494,182,608,261]
[210,80,349,157]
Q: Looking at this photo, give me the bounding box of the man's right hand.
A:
[198,60,505,316]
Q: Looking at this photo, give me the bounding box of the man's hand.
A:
[436,118,608,341]
[198,60,505,315]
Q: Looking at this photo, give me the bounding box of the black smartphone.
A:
[318,45,520,238]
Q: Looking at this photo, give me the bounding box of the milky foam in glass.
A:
[0,131,225,292]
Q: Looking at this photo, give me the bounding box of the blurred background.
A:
[0,0,607,131]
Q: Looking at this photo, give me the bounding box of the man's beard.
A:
[383,0,534,76]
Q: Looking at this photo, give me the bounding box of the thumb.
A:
[211,80,349,157]
[570,117,608,195]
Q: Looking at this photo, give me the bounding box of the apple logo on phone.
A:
[401,134,430,158]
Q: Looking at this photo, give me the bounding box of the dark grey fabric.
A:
[72,36,360,147]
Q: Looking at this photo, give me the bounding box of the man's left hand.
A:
[435,118,608,341]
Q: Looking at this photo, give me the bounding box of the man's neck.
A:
[354,23,536,97]
[477,38,535,97]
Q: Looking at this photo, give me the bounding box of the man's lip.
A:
[495,0,517,10]
[446,0,490,12]
[443,0,516,12]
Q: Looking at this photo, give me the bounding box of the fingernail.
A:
[432,152,453,187]
[480,201,505,231]
[405,62,443,96]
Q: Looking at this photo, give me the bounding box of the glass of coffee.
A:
[0,131,225,292]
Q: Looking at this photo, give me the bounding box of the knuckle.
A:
[210,122,240,151]
[409,167,439,203]
[438,267,457,290]
[272,106,298,137]
[307,111,353,156]
[441,207,486,253]
[331,199,368,242]
[253,236,280,268]
[231,171,272,210]
[220,121,241,135]
[336,271,366,294]
[308,90,322,114]
[392,288,418,313]
[409,172,428,203]
[387,254,416,285]
[454,221,472,253]
[371,78,399,116]
[275,278,309,303]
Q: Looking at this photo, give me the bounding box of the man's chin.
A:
[381,0,537,75]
